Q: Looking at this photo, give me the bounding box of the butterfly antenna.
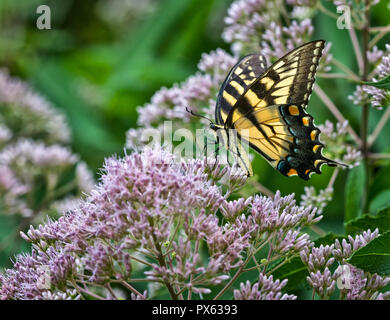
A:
[186,107,213,123]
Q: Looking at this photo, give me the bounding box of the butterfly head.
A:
[209,123,224,132]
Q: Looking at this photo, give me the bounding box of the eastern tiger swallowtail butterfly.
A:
[206,40,342,180]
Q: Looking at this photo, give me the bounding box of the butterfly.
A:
[208,40,342,180]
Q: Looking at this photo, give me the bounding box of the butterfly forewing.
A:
[215,54,267,125]
[225,40,325,128]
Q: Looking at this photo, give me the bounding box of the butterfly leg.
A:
[211,145,220,172]
[226,151,232,167]
[227,133,253,177]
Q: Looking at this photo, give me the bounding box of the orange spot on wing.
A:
[302,117,310,126]
[288,105,300,116]
[310,130,317,141]
[287,168,298,176]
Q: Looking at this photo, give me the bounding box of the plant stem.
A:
[369,26,390,48]
[368,153,390,159]
[244,254,281,272]
[348,27,364,75]
[262,242,274,273]
[368,107,390,147]
[266,256,295,276]
[114,278,152,283]
[119,280,146,299]
[73,282,108,300]
[314,85,362,145]
[328,168,340,189]
[105,283,119,299]
[70,279,85,300]
[166,256,184,300]
[369,25,390,32]
[213,240,269,300]
[129,255,154,267]
[318,73,356,81]
[317,1,339,20]
[360,1,371,211]
[249,180,275,198]
[214,264,245,300]
[331,58,360,82]
[155,241,178,300]
[164,216,182,256]
[187,239,200,300]
[310,225,327,237]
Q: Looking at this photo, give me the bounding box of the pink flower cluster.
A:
[1,147,322,300]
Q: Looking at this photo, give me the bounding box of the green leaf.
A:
[271,257,308,291]
[361,74,390,90]
[29,60,122,171]
[348,231,390,276]
[369,189,390,215]
[368,165,390,203]
[313,233,344,246]
[345,163,366,222]
[0,215,31,268]
[345,210,390,235]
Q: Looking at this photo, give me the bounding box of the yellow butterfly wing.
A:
[233,103,339,180]
[225,40,325,128]
[215,54,267,125]
[212,40,342,179]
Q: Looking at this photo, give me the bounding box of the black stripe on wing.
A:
[215,54,267,125]
[225,40,325,128]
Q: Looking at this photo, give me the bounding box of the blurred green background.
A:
[0,0,232,171]
[0,0,390,262]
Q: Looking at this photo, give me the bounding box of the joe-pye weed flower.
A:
[0,147,319,299]
[0,70,95,266]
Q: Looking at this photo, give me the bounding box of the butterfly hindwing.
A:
[233,105,291,165]
[277,104,339,179]
[234,103,337,180]
[216,54,267,125]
